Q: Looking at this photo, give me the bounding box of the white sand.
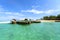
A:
[39,20,55,22]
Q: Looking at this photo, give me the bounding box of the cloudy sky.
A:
[0,0,60,21]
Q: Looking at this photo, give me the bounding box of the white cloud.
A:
[5,12,12,14]
[13,12,24,16]
[0,5,25,21]
[5,12,24,16]
[21,9,60,14]
[21,9,44,14]
[0,16,16,21]
[0,5,24,16]
[45,10,59,14]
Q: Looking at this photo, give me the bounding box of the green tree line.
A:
[43,14,60,20]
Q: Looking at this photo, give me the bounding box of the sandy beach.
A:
[39,20,60,22]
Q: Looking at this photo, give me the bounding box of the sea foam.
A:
[0,21,10,24]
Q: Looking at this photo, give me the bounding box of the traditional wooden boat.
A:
[11,19,41,24]
[16,21,31,24]
[31,20,41,23]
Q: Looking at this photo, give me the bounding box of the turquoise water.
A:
[0,22,60,40]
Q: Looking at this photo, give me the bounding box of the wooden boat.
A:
[16,21,31,24]
[11,19,16,24]
[11,19,41,24]
[31,21,41,23]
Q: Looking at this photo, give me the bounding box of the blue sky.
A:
[0,0,60,21]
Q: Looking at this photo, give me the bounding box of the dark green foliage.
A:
[43,16,49,20]
[56,14,60,20]
[49,16,56,20]
[43,14,60,20]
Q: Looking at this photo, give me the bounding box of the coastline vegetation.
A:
[42,14,60,20]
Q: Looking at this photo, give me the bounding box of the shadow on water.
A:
[17,24,31,27]
[10,23,31,27]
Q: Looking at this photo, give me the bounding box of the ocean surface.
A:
[0,22,60,40]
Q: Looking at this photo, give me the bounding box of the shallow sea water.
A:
[0,22,60,40]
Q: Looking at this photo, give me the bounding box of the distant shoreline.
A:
[0,20,60,24]
[39,20,60,22]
